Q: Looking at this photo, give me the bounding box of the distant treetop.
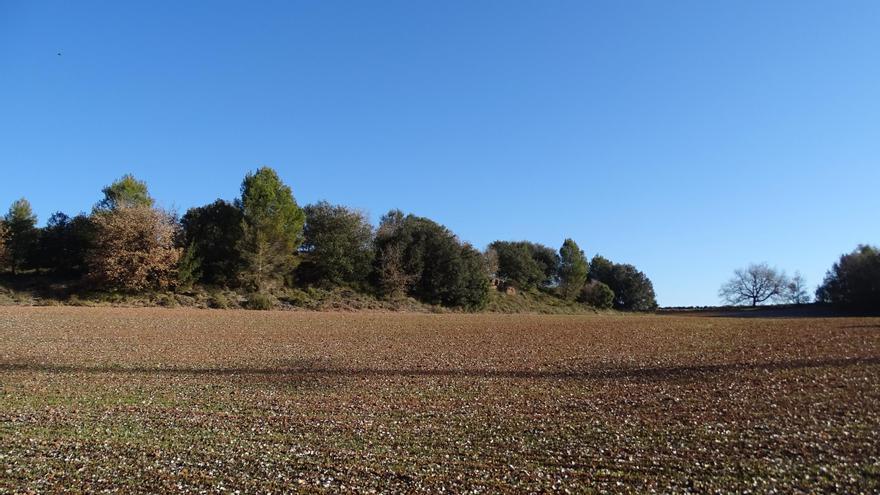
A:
[95,174,154,211]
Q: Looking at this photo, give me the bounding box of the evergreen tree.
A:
[489,240,559,289]
[181,200,243,286]
[558,238,588,300]
[176,242,202,290]
[0,221,8,272]
[95,174,154,211]
[34,212,93,276]
[236,167,305,292]
[2,198,38,274]
[816,245,880,311]
[299,201,374,288]
[374,210,488,308]
[590,254,657,311]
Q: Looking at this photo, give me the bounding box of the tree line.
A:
[720,246,880,312]
[0,167,658,311]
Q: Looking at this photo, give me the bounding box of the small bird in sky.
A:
[57,52,62,56]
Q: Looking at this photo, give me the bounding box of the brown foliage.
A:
[87,207,182,291]
[376,243,412,298]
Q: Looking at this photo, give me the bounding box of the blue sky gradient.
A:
[1,1,878,306]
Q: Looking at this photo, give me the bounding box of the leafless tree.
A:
[783,271,811,305]
[719,263,788,306]
[376,243,412,299]
[483,247,499,279]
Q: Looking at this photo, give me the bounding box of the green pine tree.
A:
[236,167,305,292]
[2,198,38,274]
[558,238,588,300]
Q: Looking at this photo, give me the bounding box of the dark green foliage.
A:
[579,281,615,309]
[34,212,93,276]
[95,174,154,211]
[816,245,880,311]
[181,200,243,286]
[456,245,491,309]
[588,255,614,284]
[489,241,559,289]
[176,243,202,290]
[207,291,232,309]
[558,238,589,300]
[236,167,306,292]
[244,292,276,310]
[0,170,664,310]
[2,198,38,274]
[0,221,7,270]
[299,201,374,288]
[589,254,657,311]
[374,211,489,309]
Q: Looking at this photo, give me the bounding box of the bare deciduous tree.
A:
[483,247,499,279]
[784,271,811,305]
[719,263,788,306]
[376,243,412,299]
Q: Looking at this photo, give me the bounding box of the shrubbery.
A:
[579,281,615,309]
[244,292,276,310]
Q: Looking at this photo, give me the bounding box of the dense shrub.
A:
[579,281,614,309]
[244,292,276,310]
[207,292,232,309]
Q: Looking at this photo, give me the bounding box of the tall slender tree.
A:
[3,198,38,274]
[236,167,305,292]
[558,238,588,300]
[0,220,9,272]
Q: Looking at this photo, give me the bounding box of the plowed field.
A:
[2,307,878,493]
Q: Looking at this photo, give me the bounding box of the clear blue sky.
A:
[1,1,878,306]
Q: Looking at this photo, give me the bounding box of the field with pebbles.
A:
[1,307,879,493]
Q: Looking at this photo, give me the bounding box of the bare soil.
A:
[1,307,878,493]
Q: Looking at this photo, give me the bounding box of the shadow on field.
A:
[660,304,880,319]
[1,356,878,381]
